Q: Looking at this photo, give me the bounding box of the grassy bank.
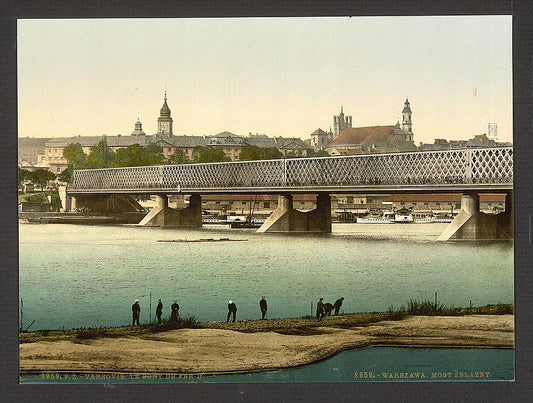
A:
[19,303,513,344]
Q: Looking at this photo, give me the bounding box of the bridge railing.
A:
[70,147,513,191]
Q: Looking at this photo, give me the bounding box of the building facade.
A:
[326,99,417,155]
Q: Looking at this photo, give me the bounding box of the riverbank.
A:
[20,309,514,375]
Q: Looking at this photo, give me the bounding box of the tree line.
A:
[21,136,331,183]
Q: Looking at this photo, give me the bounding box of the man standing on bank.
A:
[260,296,268,319]
[334,297,344,315]
[156,298,163,324]
[316,298,325,322]
[132,299,140,326]
[227,300,237,322]
[171,300,180,322]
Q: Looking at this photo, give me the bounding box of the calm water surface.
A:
[19,223,513,331]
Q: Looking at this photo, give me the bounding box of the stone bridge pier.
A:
[257,193,332,233]
[68,194,144,214]
[437,192,513,241]
[138,194,202,227]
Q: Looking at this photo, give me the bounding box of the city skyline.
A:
[18,17,512,144]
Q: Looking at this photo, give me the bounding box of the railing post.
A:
[159,165,164,188]
[283,158,288,186]
[465,149,473,184]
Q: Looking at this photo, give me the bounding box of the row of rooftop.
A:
[18,96,511,174]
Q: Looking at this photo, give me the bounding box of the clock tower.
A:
[157,91,173,137]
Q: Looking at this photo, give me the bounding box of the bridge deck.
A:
[68,147,513,195]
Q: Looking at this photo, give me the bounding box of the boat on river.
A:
[356,212,395,224]
[394,213,415,223]
[229,216,265,228]
[357,209,429,224]
[25,215,120,224]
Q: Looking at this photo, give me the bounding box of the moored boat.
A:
[356,212,395,224]
[394,213,415,223]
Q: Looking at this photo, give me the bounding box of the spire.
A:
[160,91,171,117]
[402,98,412,113]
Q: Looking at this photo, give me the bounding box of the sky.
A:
[17,16,512,144]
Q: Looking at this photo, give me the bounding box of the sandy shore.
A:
[20,314,514,375]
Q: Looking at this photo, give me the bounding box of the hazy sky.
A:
[18,17,512,144]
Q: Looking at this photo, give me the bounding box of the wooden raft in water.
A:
[157,238,248,243]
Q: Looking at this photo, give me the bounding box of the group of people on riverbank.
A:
[226,296,268,322]
[131,299,180,326]
[131,295,342,325]
[130,296,268,326]
[316,297,344,321]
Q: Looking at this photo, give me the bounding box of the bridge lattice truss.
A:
[70,147,513,192]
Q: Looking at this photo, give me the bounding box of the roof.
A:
[328,148,368,156]
[274,137,308,149]
[18,137,51,146]
[208,132,245,145]
[160,98,171,117]
[45,135,149,148]
[330,125,395,146]
[156,136,208,148]
[245,137,278,148]
[311,128,327,135]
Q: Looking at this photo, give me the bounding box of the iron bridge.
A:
[69,147,513,195]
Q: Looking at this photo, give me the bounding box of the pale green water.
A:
[19,223,513,331]
[20,347,514,383]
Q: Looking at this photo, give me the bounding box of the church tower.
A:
[333,106,353,136]
[157,91,173,137]
[131,119,145,137]
[401,98,412,135]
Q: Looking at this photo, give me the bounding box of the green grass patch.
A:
[144,316,200,334]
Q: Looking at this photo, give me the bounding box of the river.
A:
[19,222,513,331]
[20,347,514,383]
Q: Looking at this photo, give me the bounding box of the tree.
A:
[192,146,231,163]
[261,147,283,160]
[112,143,165,167]
[285,150,305,158]
[239,146,282,161]
[239,145,262,161]
[168,149,191,164]
[31,168,56,188]
[306,148,330,158]
[18,168,32,186]
[63,142,87,169]
[144,143,165,165]
[85,136,115,168]
[57,166,73,183]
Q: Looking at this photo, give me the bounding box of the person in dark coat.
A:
[132,300,140,326]
[316,298,324,322]
[259,296,268,319]
[155,299,163,324]
[171,300,180,322]
[324,302,334,316]
[227,300,237,322]
[333,297,344,315]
